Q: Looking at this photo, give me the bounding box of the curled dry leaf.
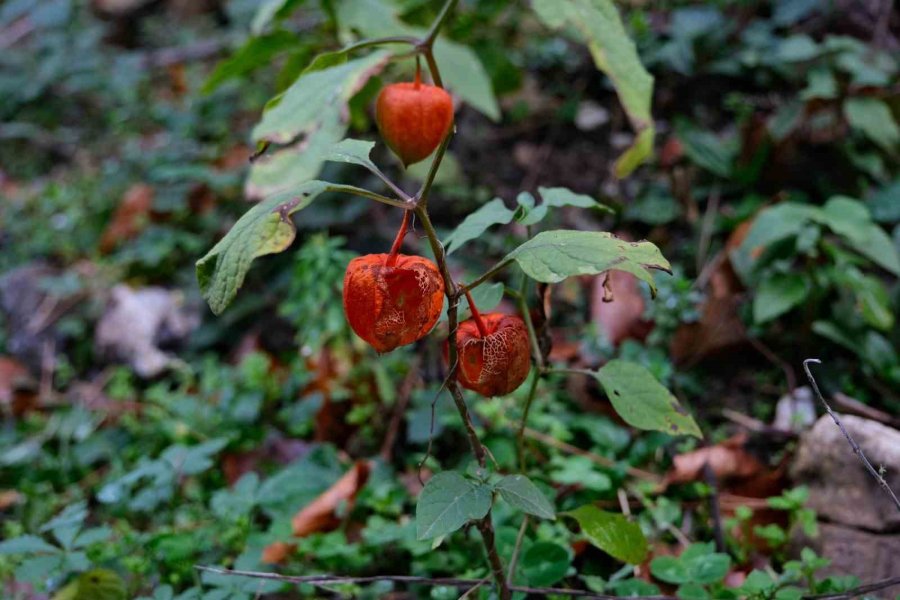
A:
[665,433,764,485]
[591,271,652,346]
[261,460,371,564]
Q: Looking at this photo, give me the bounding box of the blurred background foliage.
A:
[0,0,898,598]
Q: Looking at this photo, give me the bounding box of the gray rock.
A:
[791,414,900,531]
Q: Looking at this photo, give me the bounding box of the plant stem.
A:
[325,183,411,209]
[517,368,541,471]
[341,35,418,54]
[465,290,489,337]
[422,0,459,47]
[461,258,513,294]
[386,210,410,267]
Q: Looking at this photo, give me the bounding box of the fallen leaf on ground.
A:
[292,460,371,537]
[665,433,764,485]
[99,183,154,254]
[592,271,652,345]
[0,356,37,415]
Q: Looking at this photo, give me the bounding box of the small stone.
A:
[790,414,900,531]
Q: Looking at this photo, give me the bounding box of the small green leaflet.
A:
[564,505,648,564]
[444,198,516,255]
[416,472,492,540]
[501,230,671,296]
[844,97,900,154]
[531,0,655,177]
[517,187,608,226]
[594,360,701,437]
[753,274,809,324]
[326,138,378,171]
[494,475,555,520]
[196,181,332,314]
[521,541,571,587]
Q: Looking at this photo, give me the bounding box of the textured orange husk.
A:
[453,313,531,397]
[343,253,445,352]
[375,82,454,166]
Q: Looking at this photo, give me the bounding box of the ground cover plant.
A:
[1,0,899,599]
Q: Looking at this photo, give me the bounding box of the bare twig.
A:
[804,576,900,600]
[803,359,900,513]
[523,427,662,484]
[193,566,677,599]
[516,369,541,470]
[701,462,726,553]
[506,516,529,586]
[379,360,419,462]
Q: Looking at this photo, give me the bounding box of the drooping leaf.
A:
[51,569,126,600]
[593,359,701,437]
[246,51,391,198]
[416,472,492,540]
[494,475,555,520]
[196,181,332,314]
[251,0,307,35]
[532,0,655,176]
[444,198,516,255]
[334,0,500,120]
[325,138,378,171]
[501,230,671,296]
[564,504,648,564]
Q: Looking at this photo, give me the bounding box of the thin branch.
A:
[523,427,662,484]
[506,516,529,586]
[460,258,514,294]
[194,566,678,599]
[516,369,541,471]
[325,184,411,209]
[803,359,900,513]
[421,0,460,48]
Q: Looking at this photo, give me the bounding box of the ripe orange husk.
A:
[343,254,444,353]
[453,313,531,397]
[375,81,454,166]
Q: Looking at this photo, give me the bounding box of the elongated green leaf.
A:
[444,198,516,254]
[844,97,900,154]
[196,181,331,314]
[594,359,701,437]
[502,230,671,296]
[518,187,608,226]
[251,0,307,35]
[0,535,60,555]
[335,0,500,120]
[532,0,655,176]
[819,196,900,276]
[416,472,492,540]
[203,31,298,94]
[494,475,555,520]
[326,138,377,171]
[564,505,648,564]
[753,274,809,324]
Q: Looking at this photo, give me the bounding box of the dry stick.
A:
[701,462,726,553]
[803,359,900,513]
[193,566,677,599]
[523,427,662,484]
[194,567,900,600]
[506,515,529,585]
[379,358,419,462]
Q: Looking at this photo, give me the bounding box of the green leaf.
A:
[834,267,894,331]
[753,274,809,324]
[532,0,655,176]
[325,138,378,172]
[334,0,500,120]
[246,51,391,197]
[502,230,671,296]
[593,359,701,437]
[651,555,690,584]
[251,0,306,35]
[677,583,711,600]
[441,282,504,323]
[253,51,390,144]
[416,472,492,540]
[819,196,900,276]
[676,122,736,177]
[867,179,900,223]
[494,475,555,520]
[0,535,60,555]
[54,569,127,600]
[196,181,331,314]
[203,31,299,94]
[844,97,900,154]
[730,203,824,281]
[518,187,608,226]
[444,198,516,255]
[563,505,648,564]
[520,541,570,587]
